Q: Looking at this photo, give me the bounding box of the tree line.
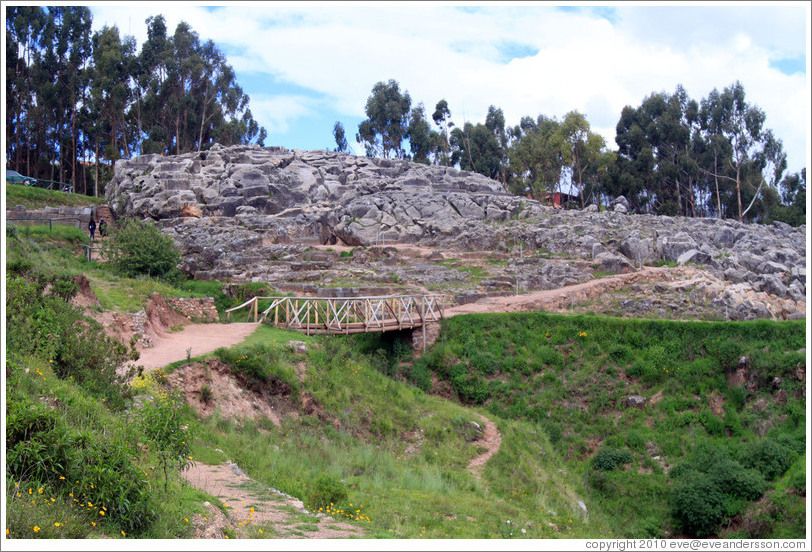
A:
[339,79,805,225]
[5,6,266,195]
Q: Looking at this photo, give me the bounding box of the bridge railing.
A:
[225,294,445,334]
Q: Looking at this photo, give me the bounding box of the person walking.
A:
[88,218,96,241]
[99,217,107,237]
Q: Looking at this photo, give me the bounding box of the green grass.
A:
[420,312,806,538]
[6,183,106,209]
[191,331,610,539]
[5,356,207,539]
[5,199,805,540]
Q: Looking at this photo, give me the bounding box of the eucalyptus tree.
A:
[432,99,454,166]
[713,81,785,222]
[485,105,509,188]
[5,5,48,175]
[333,121,349,152]
[356,79,412,158]
[47,6,93,186]
[407,103,436,164]
[89,25,137,166]
[560,110,607,208]
[450,120,503,181]
[507,115,567,202]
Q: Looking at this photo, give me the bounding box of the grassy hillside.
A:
[5,224,607,539]
[414,313,807,538]
[5,183,106,209]
[4,221,806,540]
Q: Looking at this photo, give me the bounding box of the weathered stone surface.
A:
[102,145,805,316]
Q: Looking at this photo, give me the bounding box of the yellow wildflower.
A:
[33,526,40,532]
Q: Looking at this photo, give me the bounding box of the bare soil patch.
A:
[166,357,297,425]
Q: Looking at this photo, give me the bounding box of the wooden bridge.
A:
[225,294,445,336]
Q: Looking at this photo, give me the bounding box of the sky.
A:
[85,1,811,175]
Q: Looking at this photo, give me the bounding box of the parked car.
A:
[5,170,36,186]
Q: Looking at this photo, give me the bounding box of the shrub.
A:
[592,447,633,471]
[451,372,491,405]
[671,471,725,537]
[139,391,194,492]
[5,390,155,534]
[409,359,432,393]
[105,218,181,279]
[608,343,633,364]
[742,439,797,481]
[703,337,742,371]
[200,383,213,403]
[6,273,136,408]
[699,409,725,437]
[308,473,348,511]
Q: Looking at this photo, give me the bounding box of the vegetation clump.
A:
[105,218,182,280]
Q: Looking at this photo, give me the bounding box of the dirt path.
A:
[467,414,502,479]
[134,322,259,371]
[182,461,363,539]
[445,265,698,317]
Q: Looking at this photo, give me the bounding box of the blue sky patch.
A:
[495,41,539,64]
[238,72,326,101]
[769,55,806,76]
[556,5,617,23]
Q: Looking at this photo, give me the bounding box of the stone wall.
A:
[6,205,98,231]
[165,297,220,322]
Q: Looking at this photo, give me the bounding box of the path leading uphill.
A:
[445,265,698,317]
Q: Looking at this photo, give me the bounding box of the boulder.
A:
[677,248,711,266]
[610,195,631,212]
[593,251,635,274]
[624,396,647,409]
[657,232,697,262]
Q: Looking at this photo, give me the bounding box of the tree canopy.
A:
[349,79,800,224]
[5,8,267,195]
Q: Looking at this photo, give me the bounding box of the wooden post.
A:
[253,297,258,323]
[420,299,426,352]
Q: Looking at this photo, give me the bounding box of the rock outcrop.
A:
[105,144,806,318]
[106,143,534,247]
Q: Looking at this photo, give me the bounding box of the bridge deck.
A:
[225,294,445,335]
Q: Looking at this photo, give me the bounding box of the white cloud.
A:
[248,94,320,135]
[89,2,810,172]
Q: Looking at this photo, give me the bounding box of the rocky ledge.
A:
[105,144,805,318]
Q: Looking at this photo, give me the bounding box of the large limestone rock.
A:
[104,145,806,313]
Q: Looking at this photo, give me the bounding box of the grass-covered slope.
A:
[4,219,806,540]
[416,313,807,538]
[5,226,608,539]
[5,183,106,209]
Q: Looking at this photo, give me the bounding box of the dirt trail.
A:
[467,414,502,479]
[445,265,698,317]
[134,322,259,371]
[182,461,362,539]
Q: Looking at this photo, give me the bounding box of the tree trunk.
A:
[714,151,722,219]
[95,142,99,197]
[735,162,742,222]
